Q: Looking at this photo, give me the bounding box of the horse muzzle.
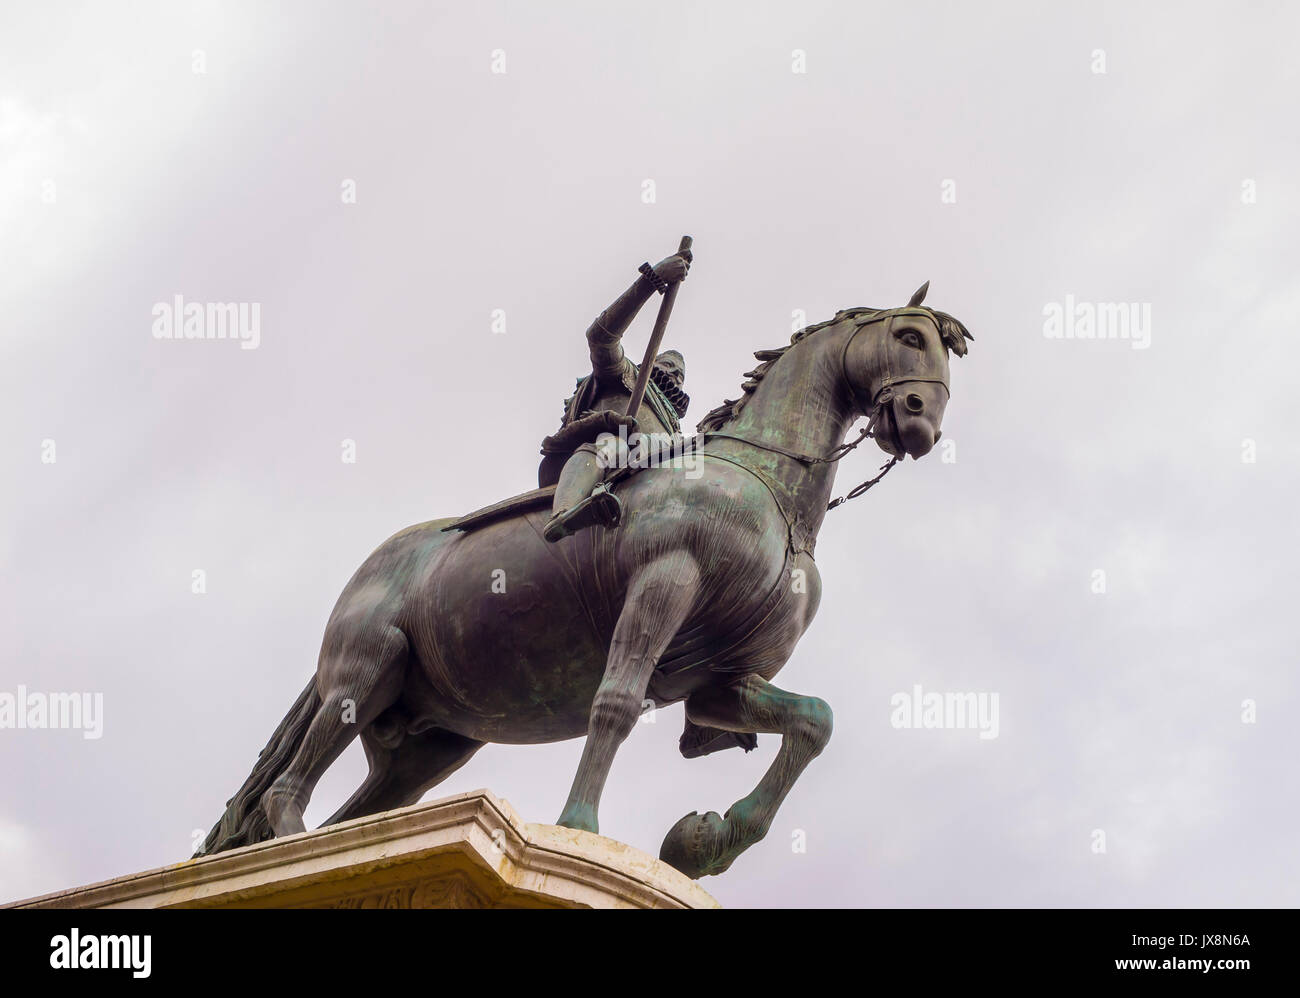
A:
[874,382,947,460]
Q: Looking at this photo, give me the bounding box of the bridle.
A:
[703,308,950,511]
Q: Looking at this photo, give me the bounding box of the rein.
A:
[702,398,899,512]
[702,313,949,511]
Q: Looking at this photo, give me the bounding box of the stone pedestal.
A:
[6,789,719,910]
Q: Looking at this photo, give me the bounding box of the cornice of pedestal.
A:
[4,790,720,910]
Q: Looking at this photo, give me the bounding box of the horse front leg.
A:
[660,675,833,878]
[557,553,701,834]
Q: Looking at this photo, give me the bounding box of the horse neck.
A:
[709,323,862,539]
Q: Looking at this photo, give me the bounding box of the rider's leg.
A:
[552,445,604,516]
[543,443,623,542]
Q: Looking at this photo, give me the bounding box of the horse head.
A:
[841,281,974,460]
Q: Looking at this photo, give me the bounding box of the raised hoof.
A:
[659,810,731,879]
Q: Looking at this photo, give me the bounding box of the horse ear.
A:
[907,280,930,307]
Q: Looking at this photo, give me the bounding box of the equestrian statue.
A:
[196,236,973,880]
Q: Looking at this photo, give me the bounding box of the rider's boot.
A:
[543,482,622,542]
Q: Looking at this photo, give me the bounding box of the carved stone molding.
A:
[7,790,720,910]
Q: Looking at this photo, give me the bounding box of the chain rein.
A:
[811,388,899,512]
[701,314,953,511]
[702,387,899,513]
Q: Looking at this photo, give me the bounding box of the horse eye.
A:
[897,330,923,349]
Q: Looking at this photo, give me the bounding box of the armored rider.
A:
[537,248,692,542]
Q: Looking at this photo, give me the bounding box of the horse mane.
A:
[696,305,974,433]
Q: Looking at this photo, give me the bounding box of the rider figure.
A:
[536,244,755,759]
[538,249,691,542]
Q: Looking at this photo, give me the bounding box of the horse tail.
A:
[194,678,321,857]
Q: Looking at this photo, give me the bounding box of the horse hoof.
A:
[555,801,599,834]
[261,788,307,838]
[266,806,306,838]
[659,810,729,879]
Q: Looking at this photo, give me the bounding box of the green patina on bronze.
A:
[197,242,972,880]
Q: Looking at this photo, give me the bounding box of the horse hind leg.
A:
[323,723,484,826]
[261,622,409,837]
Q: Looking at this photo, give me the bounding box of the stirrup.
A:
[542,484,622,542]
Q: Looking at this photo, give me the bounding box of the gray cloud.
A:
[2,0,1296,908]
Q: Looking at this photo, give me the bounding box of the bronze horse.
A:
[197,285,972,878]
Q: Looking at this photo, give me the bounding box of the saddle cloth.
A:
[441,485,557,533]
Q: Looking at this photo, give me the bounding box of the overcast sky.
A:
[3,1,1297,908]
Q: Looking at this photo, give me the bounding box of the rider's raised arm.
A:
[585,275,656,379]
[585,253,690,379]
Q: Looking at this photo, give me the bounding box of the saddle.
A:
[442,459,643,535]
[441,486,556,534]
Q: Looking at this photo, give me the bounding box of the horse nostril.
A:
[905,393,924,414]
